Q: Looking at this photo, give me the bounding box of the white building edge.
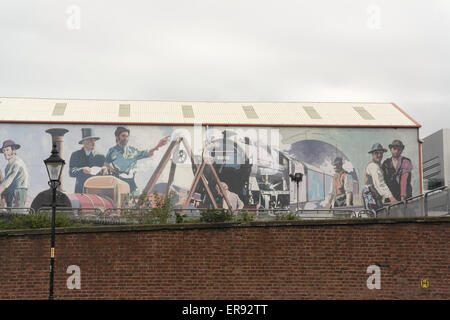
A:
[0,97,420,127]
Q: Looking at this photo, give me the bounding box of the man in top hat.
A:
[0,140,29,207]
[364,143,397,208]
[69,128,107,193]
[104,127,170,194]
[324,157,353,208]
[382,140,413,201]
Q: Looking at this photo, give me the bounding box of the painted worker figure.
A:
[0,140,29,207]
[215,182,244,212]
[105,127,170,194]
[69,128,107,193]
[363,143,397,211]
[324,157,353,208]
[382,140,413,201]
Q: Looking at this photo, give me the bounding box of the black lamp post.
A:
[44,144,65,300]
[289,172,303,213]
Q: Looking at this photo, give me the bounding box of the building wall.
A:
[444,129,450,187]
[0,218,448,300]
[422,129,446,190]
[0,123,420,210]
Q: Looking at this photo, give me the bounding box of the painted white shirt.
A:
[222,191,244,211]
[0,156,29,189]
[365,162,393,199]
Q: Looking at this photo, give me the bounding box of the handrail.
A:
[382,186,449,217]
[0,207,35,215]
[1,186,449,224]
[37,207,103,216]
[357,209,377,218]
[425,185,447,195]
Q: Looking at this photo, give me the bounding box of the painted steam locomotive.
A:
[184,129,359,210]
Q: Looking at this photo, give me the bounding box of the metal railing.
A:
[35,207,143,225]
[376,186,450,218]
[37,207,102,216]
[0,207,35,216]
[0,187,449,227]
[172,208,358,221]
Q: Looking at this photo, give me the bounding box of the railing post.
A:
[404,200,407,217]
[447,188,450,214]
[420,194,425,217]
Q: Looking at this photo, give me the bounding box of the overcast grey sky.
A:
[1,0,449,138]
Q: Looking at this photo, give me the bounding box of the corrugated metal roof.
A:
[0,97,420,127]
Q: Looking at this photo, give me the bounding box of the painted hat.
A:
[368,143,387,154]
[0,140,21,152]
[333,157,343,165]
[389,139,405,150]
[79,128,100,144]
[114,126,130,137]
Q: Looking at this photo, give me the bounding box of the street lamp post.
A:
[289,172,303,213]
[44,144,65,300]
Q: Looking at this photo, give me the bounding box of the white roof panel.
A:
[0,97,420,127]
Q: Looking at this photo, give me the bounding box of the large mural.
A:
[0,124,420,212]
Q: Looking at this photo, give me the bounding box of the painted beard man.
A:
[104,127,170,195]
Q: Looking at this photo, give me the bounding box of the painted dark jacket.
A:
[382,156,413,201]
[69,148,106,193]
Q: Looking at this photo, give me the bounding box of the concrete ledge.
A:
[0,216,449,236]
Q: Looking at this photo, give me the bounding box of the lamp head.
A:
[44,144,65,182]
[289,172,303,183]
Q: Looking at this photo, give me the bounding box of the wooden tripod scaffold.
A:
[138,136,233,211]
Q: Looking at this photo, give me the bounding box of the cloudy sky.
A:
[1,0,449,138]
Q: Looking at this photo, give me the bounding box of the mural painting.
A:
[0,124,419,213]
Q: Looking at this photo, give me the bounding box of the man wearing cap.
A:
[324,157,353,208]
[364,143,397,208]
[69,128,107,193]
[382,140,413,201]
[104,127,170,194]
[0,140,29,207]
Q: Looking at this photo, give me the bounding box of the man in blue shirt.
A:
[105,127,170,194]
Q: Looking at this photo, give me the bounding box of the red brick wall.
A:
[0,218,449,300]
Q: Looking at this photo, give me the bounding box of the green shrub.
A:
[124,191,177,225]
[0,212,91,230]
[182,217,203,224]
[148,191,175,224]
[235,210,255,222]
[174,210,184,224]
[278,211,299,221]
[200,208,233,223]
